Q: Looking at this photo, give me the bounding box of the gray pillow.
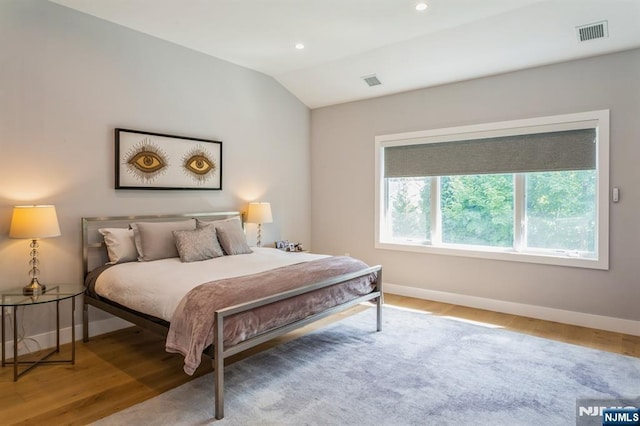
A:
[197,217,252,255]
[173,226,224,262]
[131,219,196,261]
[216,227,253,255]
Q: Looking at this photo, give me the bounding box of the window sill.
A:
[375,241,608,270]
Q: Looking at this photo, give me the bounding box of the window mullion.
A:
[431,176,441,244]
[514,174,525,252]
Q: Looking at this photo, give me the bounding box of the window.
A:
[375,110,609,269]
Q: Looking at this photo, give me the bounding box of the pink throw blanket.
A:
[166,256,377,375]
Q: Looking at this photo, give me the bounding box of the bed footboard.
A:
[211,265,382,420]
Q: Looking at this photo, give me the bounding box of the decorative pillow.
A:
[216,225,253,255]
[197,217,252,255]
[173,226,224,262]
[131,219,196,261]
[98,228,138,264]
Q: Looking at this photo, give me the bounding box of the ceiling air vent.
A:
[576,21,608,42]
[362,74,381,87]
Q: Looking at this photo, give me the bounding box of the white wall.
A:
[311,48,640,329]
[0,0,310,336]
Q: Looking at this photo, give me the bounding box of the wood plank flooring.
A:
[1,294,638,425]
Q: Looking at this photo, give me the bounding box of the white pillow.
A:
[98,228,138,264]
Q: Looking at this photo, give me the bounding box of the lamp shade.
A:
[246,202,273,224]
[9,205,61,239]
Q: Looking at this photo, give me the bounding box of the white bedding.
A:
[94,247,328,322]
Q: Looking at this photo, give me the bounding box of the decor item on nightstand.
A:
[9,205,61,296]
[275,240,305,252]
[246,202,272,247]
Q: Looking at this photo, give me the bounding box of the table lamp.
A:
[9,205,61,295]
[246,202,272,247]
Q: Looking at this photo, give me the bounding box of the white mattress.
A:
[94,247,328,322]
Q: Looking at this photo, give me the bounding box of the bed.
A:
[81,211,382,420]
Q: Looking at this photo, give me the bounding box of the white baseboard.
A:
[3,316,132,359]
[384,282,640,337]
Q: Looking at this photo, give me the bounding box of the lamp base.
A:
[256,223,263,248]
[23,278,46,296]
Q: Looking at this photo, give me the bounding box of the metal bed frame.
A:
[81,212,383,420]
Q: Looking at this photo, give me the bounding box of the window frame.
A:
[374,110,610,270]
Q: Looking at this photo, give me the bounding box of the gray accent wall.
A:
[311,48,640,323]
[0,1,310,333]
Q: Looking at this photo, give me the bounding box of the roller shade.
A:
[384,128,596,178]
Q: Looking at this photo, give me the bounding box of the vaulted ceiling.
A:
[50,0,640,108]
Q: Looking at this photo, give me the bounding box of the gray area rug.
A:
[94,306,640,425]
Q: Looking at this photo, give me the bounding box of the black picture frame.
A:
[115,128,222,190]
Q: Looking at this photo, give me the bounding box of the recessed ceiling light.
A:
[295,43,305,50]
[415,2,427,11]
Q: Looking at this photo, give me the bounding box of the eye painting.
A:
[183,146,216,183]
[115,129,222,190]
[124,138,169,182]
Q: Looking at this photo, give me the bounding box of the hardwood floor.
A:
[2,294,638,425]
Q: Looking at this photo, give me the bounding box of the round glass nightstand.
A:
[1,284,85,381]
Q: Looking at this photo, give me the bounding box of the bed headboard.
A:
[82,211,242,277]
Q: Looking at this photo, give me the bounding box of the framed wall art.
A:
[115,128,222,190]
